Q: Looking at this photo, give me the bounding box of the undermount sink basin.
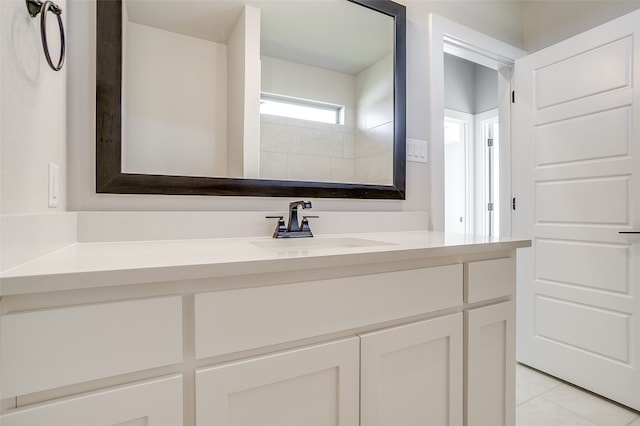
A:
[251,237,393,251]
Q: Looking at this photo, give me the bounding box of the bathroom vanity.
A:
[0,231,529,426]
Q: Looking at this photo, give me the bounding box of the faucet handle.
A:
[266,215,285,224]
[300,215,319,234]
[266,215,287,237]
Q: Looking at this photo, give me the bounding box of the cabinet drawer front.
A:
[1,375,183,426]
[1,296,183,397]
[195,265,462,359]
[465,258,515,303]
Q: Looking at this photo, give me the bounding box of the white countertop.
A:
[0,231,531,296]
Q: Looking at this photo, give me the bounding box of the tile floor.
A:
[516,363,640,426]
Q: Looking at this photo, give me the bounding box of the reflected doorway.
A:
[444,112,470,235]
[444,54,502,237]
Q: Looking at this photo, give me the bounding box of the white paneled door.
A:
[513,11,640,410]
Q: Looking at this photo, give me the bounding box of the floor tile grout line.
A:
[516,364,640,426]
[516,395,600,426]
[516,363,564,407]
[516,382,563,408]
[518,391,640,426]
[517,363,640,418]
[542,380,640,419]
[538,393,606,426]
[625,417,640,426]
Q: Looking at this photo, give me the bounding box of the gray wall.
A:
[474,63,498,113]
[444,53,497,115]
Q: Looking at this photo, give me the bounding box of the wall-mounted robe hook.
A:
[26,0,65,71]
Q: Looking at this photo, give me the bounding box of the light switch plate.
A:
[48,162,59,208]
[407,138,428,163]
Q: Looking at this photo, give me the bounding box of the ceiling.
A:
[125,0,394,75]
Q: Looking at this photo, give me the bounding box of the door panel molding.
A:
[513,8,640,410]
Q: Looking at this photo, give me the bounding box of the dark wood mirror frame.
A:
[96,0,406,199]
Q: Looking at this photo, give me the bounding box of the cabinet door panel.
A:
[196,337,359,426]
[360,314,463,426]
[466,301,516,426]
[0,375,183,426]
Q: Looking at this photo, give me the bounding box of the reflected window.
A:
[260,93,344,125]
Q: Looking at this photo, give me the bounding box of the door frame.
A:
[475,108,500,237]
[429,14,526,234]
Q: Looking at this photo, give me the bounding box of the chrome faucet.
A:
[267,200,318,238]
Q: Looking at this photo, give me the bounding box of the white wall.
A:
[227,5,261,179]
[1,0,67,214]
[242,5,261,179]
[8,0,638,218]
[524,1,640,52]
[0,0,533,217]
[63,0,527,212]
[0,0,74,271]
[261,56,356,108]
[123,22,227,177]
[227,5,247,178]
[355,54,394,185]
[7,0,640,266]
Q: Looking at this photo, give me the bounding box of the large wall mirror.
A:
[96,0,406,198]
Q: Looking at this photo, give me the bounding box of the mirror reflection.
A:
[121,0,395,186]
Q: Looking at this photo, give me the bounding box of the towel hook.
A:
[26,0,65,71]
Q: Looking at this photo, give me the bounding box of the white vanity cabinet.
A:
[0,233,528,426]
[360,313,464,426]
[465,258,518,426]
[0,297,184,426]
[195,338,360,426]
[466,301,516,426]
[192,256,517,426]
[0,296,183,396]
[194,315,466,426]
[193,265,463,426]
[1,375,184,426]
[193,265,462,359]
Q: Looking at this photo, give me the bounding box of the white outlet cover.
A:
[407,138,428,163]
